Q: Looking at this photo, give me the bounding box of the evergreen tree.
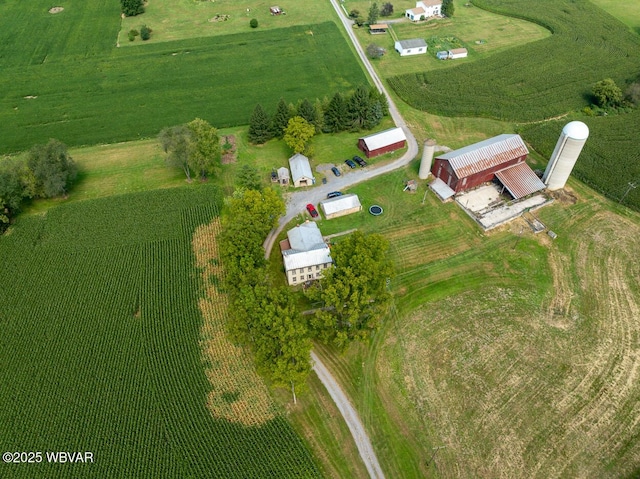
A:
[367,2,380,25]
[272,98,292,139]
[248,104,272,144]
[323,92,349,133]
[297,99,316,125]
[313,98,325,133]
[347,85,373,130]
[442,0,454,17]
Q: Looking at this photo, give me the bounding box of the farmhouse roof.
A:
[282,245,332,271]
[288,153,313,182]
[418,0,443,7]
[436,134,529,179]
[397,38,427,50]
[320,194,362,216]
[495,162,546,199]
[360,127,407,151]
[287,221,324,251]
[409,7,426,15]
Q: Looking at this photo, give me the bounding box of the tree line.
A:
[0,139,77,233]
[247,85,389,147]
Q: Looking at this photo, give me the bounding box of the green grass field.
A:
[0,0,367,154]
[589,0,640,34]
[0,186,324,478]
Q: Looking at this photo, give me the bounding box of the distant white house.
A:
[280,222,332,286]
[319,194,363,219]
[394,38,427,57]
[405,0,442,21]
[288,153,314,187]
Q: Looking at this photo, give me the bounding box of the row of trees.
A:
[0,139,77,231]
[349,2,394,27]
[218,187,312,401]
[248,85,389,145]
[159,118,221,181]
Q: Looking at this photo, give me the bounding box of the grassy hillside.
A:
[0,186,323,478]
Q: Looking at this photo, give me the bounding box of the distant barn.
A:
[431,134,545,197]
[358,127,407,158]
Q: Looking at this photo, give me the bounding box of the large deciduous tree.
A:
[248,104,272,144]
[380,2,394,17]
[306,231,394,350]
[0,159,27,227]
[121,0,144,17]
[159,125,193,181]
[367,2,380,25]
[442,0,454,17]
[283,116,315,155]
[187,118,220,180]
[27,139,77,198]
[593,78,623,108]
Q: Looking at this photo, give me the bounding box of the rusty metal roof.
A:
[436,134,529,179]
[495,162,546,199]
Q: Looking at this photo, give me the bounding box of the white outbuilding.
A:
[288,153,315,187]
[319,194,363,219]
[395,38,428,56]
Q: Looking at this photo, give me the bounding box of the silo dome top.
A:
[563,121,589,140]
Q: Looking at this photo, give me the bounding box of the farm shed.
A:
[369,24,388,34]
[280,222,332,286]
[277,166,290,186]
[358,127,407,158]
[436,51,449,60]
[448,48,468,59]
[395,39,428,56]
[431,134,541,194]
[319,194,362,219]
[288,153,315,187]
[405,0,442,21]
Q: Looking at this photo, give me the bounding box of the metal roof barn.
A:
[288,153,314,187]
[320,194,362,219]
[358,127,407,158]
[495,162,546,199]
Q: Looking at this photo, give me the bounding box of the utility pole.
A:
[619,181,637,204]
[426,446,446,466]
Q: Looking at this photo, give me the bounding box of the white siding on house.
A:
[405,0,442,20]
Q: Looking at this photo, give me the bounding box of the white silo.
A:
[419,139,436,179]
[542,121,589,191]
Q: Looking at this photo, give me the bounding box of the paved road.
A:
[311,351,386,479]
[261,5,422,478]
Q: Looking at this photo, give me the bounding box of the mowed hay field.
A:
[0,1,366,153]
[309,169,640,477]
[0,186,322,478]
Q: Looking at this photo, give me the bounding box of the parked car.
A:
[353,155,367,167]
[331,166,341,176]
[327,191,343,199]
[322,177,327,184]
[345,159,357,169]
[306,203,319,218]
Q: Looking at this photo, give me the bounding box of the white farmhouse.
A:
[280,222,332,286]
[288,153,315,187]
[405,0,442,21]
[394,38,428,57]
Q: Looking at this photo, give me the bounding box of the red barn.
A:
[431,134,543,197]
[358,127,407,158]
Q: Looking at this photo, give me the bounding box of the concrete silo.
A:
[419,139,437,179]
[542,121,589,191]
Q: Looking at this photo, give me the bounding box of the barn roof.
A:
[495,162,546,199]
[397,38,427,50]
[288,153,313,182]
[436,134,529,179]
[360,127,407,151]
[320,194,362,216]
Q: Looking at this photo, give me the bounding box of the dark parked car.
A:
[306,203,319,218]
[345,159,357,169]
[353,155,367,167]
[331,166,341,176]
[327,191,343,199]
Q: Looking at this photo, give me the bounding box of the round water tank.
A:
[542,121,589,191]
[419,139,436,180]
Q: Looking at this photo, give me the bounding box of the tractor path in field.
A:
[311,351,386,479]
[262,0,419,259]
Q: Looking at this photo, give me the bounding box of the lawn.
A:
[589,0,640,34]
[119,0,340,45]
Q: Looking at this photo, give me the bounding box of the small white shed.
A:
[449,48,468,59]
[395,39,427,57]
[320,194,363,219]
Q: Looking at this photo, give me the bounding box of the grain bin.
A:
[542,121,589,191]
[419,139,436,179]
